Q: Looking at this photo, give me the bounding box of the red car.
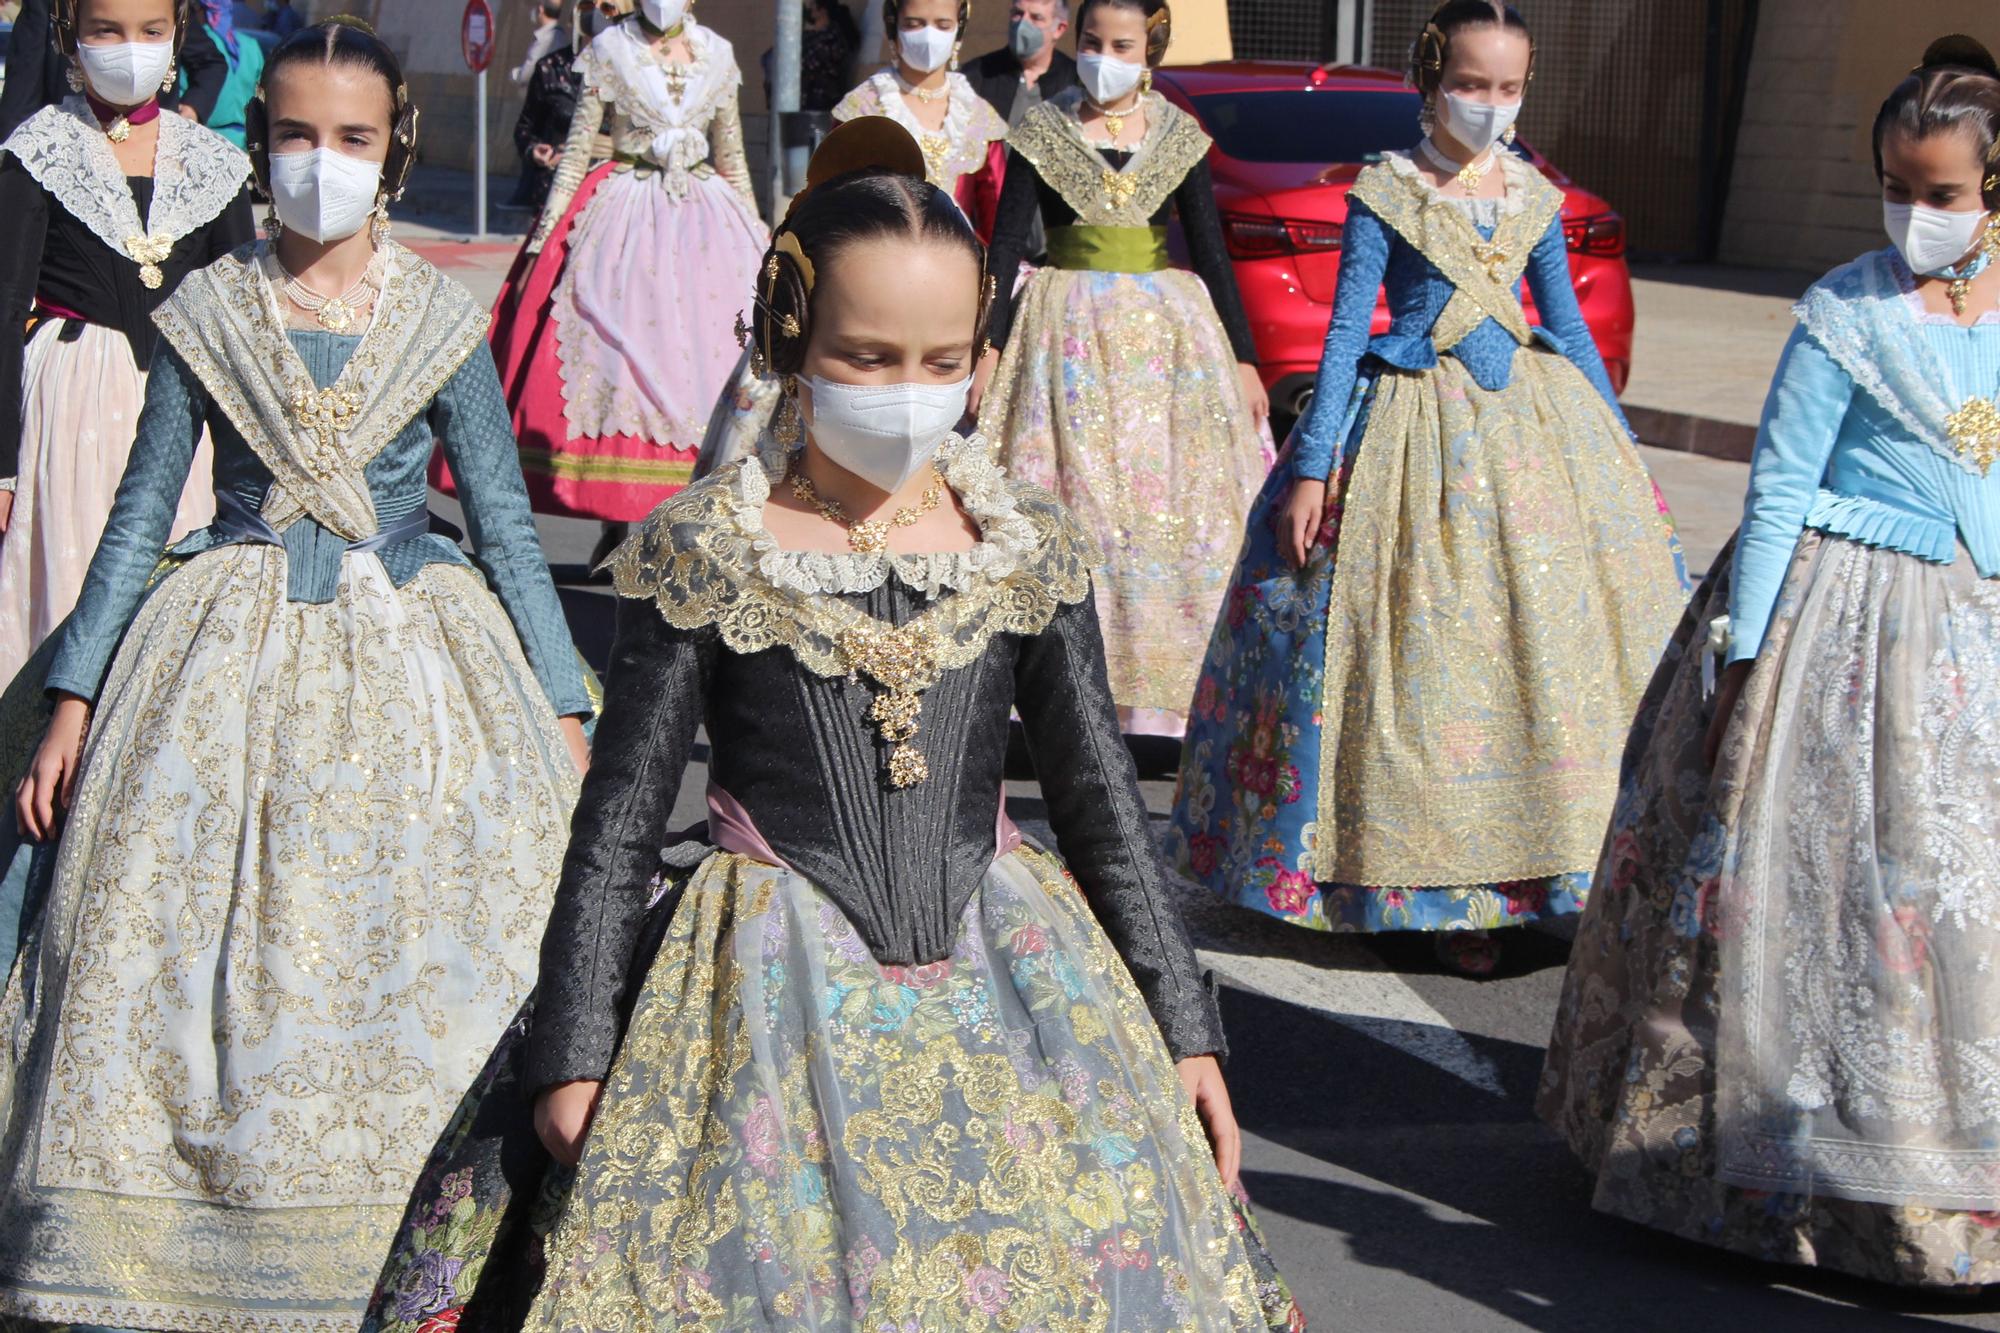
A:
[1155,61,1634,428]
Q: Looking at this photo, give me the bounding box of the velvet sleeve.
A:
[1015,591,1227,1061]
[522,598,715,1092]
[431,346,593,717]
[176,28,226,125]
[1725,327,1853,664]
[1522,213,1625,423]
[42,343,204,700]
[0,155,50,482]
[1174,157,1258,364]
[982,148,1042,352]
[1289,197,1392,481]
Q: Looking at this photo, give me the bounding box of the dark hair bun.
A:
[1920,35,2000,80]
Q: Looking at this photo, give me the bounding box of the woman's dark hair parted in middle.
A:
[752,169,993,377]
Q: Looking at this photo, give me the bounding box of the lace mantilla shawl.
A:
[1350,149,1559,351]
[608,433,1099,680]
[2,97,248,264]
[1006,89,1210,226]
[579,19,741,176]
[833,71,1006,187]
[1796,247,1998,477]
[151,241,489,538]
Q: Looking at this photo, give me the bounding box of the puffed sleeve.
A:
[1015,591,1227,1061]
[1725,326,1853,663]
[431,346,592,717]
[1289,196,1392,481]
[1522,213,1626,423]
[0,154,50,483]
[523,597,716,1092]
[43,343,205,700]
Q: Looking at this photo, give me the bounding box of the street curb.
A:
[1625,405,1756,463]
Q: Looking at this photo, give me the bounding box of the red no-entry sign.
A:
[462,0,496,73]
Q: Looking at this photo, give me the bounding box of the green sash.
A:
[1044,224,1171,273]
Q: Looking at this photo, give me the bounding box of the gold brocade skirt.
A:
[978,266,1271,735]
[0,547,578,1333]
[1311,349,1686,887]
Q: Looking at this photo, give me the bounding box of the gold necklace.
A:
[1418,135,1496,194]
[789,463,947,555]
[1089,92,1143,140]
[279,249,386,334]
[897,72,948,103]
[1945,222,2000,316]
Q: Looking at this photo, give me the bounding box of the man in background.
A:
[963,0,1075,127]
[503,0,571,211]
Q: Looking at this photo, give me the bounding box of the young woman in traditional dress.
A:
[484,0,767,547]
[1541,37,2000,1284]
[360,120,1305,1333]
[0,0,252,684]
[832,0,1008,240]
[970,0,1270,738]
[0,22,591,1330]
[1168,0,1686,971]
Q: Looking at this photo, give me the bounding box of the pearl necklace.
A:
[279,249,387,335]
[1087,91,1144,140]
[896,71,949,104]
[1419,135,1497,194]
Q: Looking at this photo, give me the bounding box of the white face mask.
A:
[897,26,956,74]
[269,148,385,244]
[76,39,176,108]
[1883,200,1991,275]
[639,0,688,30]
[801,375,971,493]
[1077,52,1144,105]
[1439,91,1521,156]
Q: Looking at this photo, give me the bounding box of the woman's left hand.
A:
[1238,363,1269,431]
[559,715,590,776]
[1177,1054,1241,1186]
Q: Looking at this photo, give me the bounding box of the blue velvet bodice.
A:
[1289,191,1628,481]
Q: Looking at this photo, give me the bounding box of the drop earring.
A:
[1140,67,1152,95]
[1501,123,1517,148]
[264,204,284,240]
[161,61,177,94]
[370,205,392,247]
[1418,96,1436,136]
[949,40,961,72]
[67,62,86,94]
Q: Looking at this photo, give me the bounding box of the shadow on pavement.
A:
[1221,984,2000,1331]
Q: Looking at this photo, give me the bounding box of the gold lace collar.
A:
[609,436,1098,787]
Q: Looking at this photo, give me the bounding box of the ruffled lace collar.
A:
[1382,147,1533,219]
[1889,248,2000,327]
[845,71,1007,185]
[725,431,1043,598]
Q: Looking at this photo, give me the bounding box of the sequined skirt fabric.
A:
[391,847,1303,1332]
[1540,533,2000,1284]
[0,547,579,1332]
[977,266,1271,733]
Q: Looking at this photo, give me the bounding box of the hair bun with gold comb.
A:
[779,118,930,226]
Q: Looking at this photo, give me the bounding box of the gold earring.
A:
[162,63,176,94]
[1501,124,1517,147]
[264,204,283,239]
[370,206,392,247]
[67,62,85,93]
[950,40,961,71]
[1139,67,1152,94]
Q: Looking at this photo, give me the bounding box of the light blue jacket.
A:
[1728,248,2000,662]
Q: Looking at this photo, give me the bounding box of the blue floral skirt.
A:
[1168,357,1686,933]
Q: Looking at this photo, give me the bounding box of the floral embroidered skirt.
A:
[0,548,578,1332]
[364,847,1305,1332]
[1169,353,1688,933]
[978,267,1273,736]
[1540,532,2000,1284]
[449,164,769,523]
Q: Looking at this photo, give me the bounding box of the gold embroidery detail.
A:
[1006,94,1210,227]
[1348,155,1561,353]
[1946,397,2000,474]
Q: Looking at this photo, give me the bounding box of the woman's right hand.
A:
[534,1079,604,1165]
[1279,476,1328,570]
[15,696,91,841]
[1704,660,1752,770]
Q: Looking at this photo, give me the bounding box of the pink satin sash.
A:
[705,783,1024,871]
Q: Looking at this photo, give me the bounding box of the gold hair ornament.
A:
[775,231,816,293]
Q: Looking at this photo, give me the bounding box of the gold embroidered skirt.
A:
[1311,349,1686,887]
[978,266,1271,735]
[0,546,578,1333]
[514,847,1300,1332]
